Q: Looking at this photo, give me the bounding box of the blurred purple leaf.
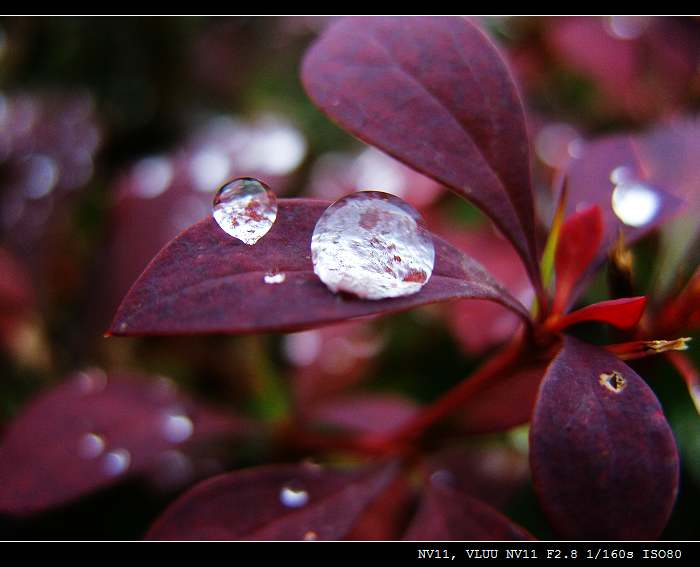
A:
[146,462,398,540]
[109,199,529,336]
[0,370,252,516]
[403,479,533,540]
[302,16,542,289]
[530,337,679,539]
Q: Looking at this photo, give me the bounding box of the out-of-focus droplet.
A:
[103,448,131,477]
[429,469,455,488]
[76,368,108,394]
[263,271,286,284]
[311,191,435,300]
[279,483,309,508]
[24,154,59,199]
[132,156,173,199]
[161,412,194,444]
[212,177,277,245]
[78,433,105,459]
[606,16,651,40]
[284,330,322,366]
[190,148,231,192]
[611,180,661,228]
[304,530,318,541]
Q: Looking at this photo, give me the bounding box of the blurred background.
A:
[1,16,700,540]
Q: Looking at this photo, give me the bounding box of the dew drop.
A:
[212,177,277,245]
[102,448,131,477]
[161,412,194,444]
[78,433,105,459]
[279,483,309,508]
[611,181,661,227]
[310,191,435,300]
[263,271,286,284]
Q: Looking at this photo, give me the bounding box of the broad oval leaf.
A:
[146,462,398,540]
[403,479,533,540]
[302,16,542,290]
[530,337,679,539]
[109,199,529,336]
[0,370,251,516]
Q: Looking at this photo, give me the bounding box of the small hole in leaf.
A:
[599,370,627,393]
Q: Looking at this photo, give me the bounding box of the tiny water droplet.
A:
[311,191,435,299]
[429,469,455,487]
[279,483,309,508]
[76,368,107,394]
[263,271,286,284]
[78,433,105,459]
[161,412,194,444]
[304,530,318,541]
[611,180,661,227]
[212,177,277,245]
[102,448,131,477]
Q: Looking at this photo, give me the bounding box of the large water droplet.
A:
[310,191,435,299]
[212,177,277,245]
[279,483,309,508]
[102,448,131,477]
[611,180,661,228]
[78,433,105,459]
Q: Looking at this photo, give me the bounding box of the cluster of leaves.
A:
[2,16,700,540]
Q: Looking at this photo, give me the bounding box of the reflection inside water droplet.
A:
[161,412,194,444]
[103,449,131,477]
[310,191,435,300]
[78,433,105,459]
[212,177,277,245]
[263,271,286,284]
[280,484,309,508]
[611,181,660,228]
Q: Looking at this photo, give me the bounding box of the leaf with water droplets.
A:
[530,337,679,539]
[109,200,529,336]
[146,462,398,540]
[403,479,533,540]
[302,16,543,292]
[0,370,252,516]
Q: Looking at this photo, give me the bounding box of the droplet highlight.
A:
[263,271,286,284]
[212,177,277,245]
[310,191,435,300]
[78,433,105,459]
[102,448,131,477]
[161,412,194,444]
[609,166,661,228]
[279,483,309,508]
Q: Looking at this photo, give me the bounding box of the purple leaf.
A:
[403,478,533,540]
[109,199,529,336]
[0,370,252,516]
[146,462,398,540]
[302,16,542,290]
[530,337,679,539]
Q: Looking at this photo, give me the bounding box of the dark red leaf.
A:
[424,445,529,510]
[109,199,529,336]
[548,296,646,332]
[0,370,251,516]
[456,360,549,433]
[302,16,542,290]
[306,393,418,435]
[530,337,679,539]
[552,206,603,314]
[146,462,398,540]
[403,478,533,540]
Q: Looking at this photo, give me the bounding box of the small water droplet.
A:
[212,177,277,245]
[263,271,286,284]
[429,469,455,487]
[76,368,107,394]
[103,448,131,477]
[611,181,661,227]
[161,412,194,444]
[78,433,105,459]
[311,191,435,299]
[304,530,318,541]
[279,483,309,508]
